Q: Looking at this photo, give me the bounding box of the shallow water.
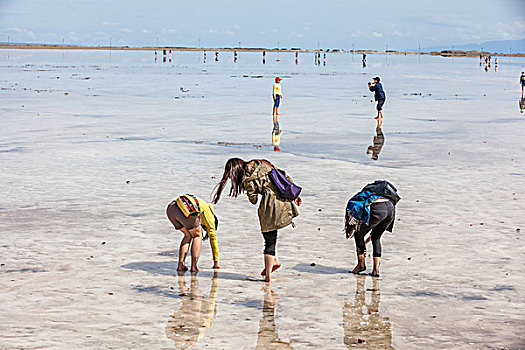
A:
[0,49,524,349]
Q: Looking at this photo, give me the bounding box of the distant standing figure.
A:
[272,77,283,127]
[215,51,219,62]
[520,72,525,97]
[166,194,221,272]
[368,76,386,121]
[263,50,266,64]
[154,50,157,63]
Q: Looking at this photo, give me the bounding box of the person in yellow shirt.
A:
[272,77,283,126]
[166,194,220,272]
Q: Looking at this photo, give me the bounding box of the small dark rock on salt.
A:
[357,339,366,344]
[318,208,322,212]
[101,242,106,245]
[310,263,316,267]
[126,180,130,184]
[407,257,411,260]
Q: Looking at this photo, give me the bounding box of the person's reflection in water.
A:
[255,286,294,349]
[165,271,219,349]
[520,98,525,114]
[366,126,385,160]
[272,122,282,152]
[343,277,393,349]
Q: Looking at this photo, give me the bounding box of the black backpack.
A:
[361,180,401,204]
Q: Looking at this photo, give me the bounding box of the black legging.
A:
[353,201,395,257]
[262,230,277,256]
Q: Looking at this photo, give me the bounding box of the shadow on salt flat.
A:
[3,267,47,273]
[395,290,489,301]
[121,261,248,281]
[293,263,348,274]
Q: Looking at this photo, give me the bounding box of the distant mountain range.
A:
[417,39,525,53]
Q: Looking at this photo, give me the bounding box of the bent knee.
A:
[188,226,203,238]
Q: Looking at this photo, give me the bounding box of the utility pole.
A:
[109,37,112,47]
[62,37,65,45]
[238,41,241,48]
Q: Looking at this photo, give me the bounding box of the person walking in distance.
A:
[520,71,525,98]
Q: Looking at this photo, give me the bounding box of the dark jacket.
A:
[369,82,386,100]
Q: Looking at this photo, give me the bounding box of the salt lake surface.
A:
[0,49,524,349]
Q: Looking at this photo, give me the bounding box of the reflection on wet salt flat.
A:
[366,126,385,160]
[165,273,219,349]
[519,97,524,113]
[256,287,294,350]
[343,277,393,349]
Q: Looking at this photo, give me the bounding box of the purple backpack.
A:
[263,160,302,200]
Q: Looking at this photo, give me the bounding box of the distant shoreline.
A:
[0,43,523,57]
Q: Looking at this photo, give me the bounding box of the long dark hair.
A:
[212,158,247,204]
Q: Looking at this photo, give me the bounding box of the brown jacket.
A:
[242,160,299,232]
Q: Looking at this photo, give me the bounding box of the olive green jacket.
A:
[242,160,299,232]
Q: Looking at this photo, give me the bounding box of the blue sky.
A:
[0,0,524,50]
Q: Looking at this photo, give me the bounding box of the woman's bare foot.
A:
[190,266,201,272]
[177,264,189,272]
[371,271,380,277]
[351,264,366,274]
[261,262,281,276]
[213,262,222,269]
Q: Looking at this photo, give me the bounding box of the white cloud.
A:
[101,21,118,27]
[120,28,133,33]
[289,31,304,38]
[233,24,240,30]
[225,30,234,35]
[141,29,152,34]
[373,32,383,38]
[206,29,217,34]
[1,27,36,39]
[270,29,279,33]
[46,32,58,40]
[165,28,177,34]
